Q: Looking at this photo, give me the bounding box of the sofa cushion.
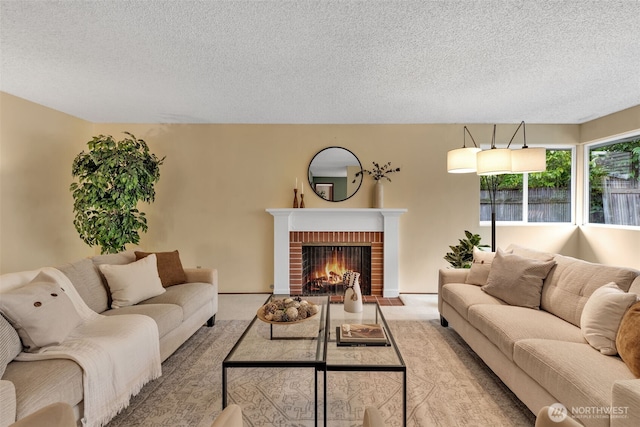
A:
[541,254,640,327]
[441,283,505,321]
[616,301,640,377]
[0,314,22,378]
[505,244,554,261]
[628,276,640,295]
[134,250,187,288]
[140,282,215,319]
[99,254,166,309]
[514,339,636,424]
[0,272,83,352]
[468,304,585,361]
[2,358,83,420]
[580,282,637,356]
[91,251,136,267]
[91,251,137,309]
[56,258,109,313]
[465,247,495,286]
[102,303,182,339]
[482,249,556,309]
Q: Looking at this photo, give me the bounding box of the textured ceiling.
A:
[1,1,639,124]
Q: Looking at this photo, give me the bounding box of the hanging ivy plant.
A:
[70,132,165,254]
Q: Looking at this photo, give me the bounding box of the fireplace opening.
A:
[301,244,371,296]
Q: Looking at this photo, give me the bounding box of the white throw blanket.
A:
[14,267,162,427]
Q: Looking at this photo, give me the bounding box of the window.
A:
[587,135,640,226]
[480,149,573,223]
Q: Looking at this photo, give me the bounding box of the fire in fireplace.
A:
[302,244,371,296]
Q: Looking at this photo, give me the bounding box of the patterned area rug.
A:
[106,320,535,426]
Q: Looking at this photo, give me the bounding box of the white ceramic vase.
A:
[343,271,363,313]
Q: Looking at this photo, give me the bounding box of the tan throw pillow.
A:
[505,244,554,262]
[482,248,556,309]
[581,283,637,355]
[134,250,187,287]
[0,271,83,352]
[465,247,496,286]
[617,301,640,377]
[99,254,165,308]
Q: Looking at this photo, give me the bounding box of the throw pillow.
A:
[482,249,556,309]
[465,247,496,286]
[505,244,555,262]
[0,271,83,352]
[580,282,637,356]
[617,301,640,377]
[134,250,187,287]
[99,254,165,308]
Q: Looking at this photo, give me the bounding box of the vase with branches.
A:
[353,161,401,182]
[353,161,401,208]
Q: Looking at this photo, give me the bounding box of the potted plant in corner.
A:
[353,161,401,208]
[444,230,489,268]
[70,132,165,254]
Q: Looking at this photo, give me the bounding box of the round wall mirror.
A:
[308,147,363,202]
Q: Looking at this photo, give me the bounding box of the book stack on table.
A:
[336,323,390,347]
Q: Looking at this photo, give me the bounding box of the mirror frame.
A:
[308,146,363,202]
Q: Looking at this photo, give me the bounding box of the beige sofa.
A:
[438,245,640,427]
[0,251,218,426]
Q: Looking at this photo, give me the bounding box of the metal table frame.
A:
[222,296,406,426]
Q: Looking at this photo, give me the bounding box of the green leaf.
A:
[70,132,163,253]
[444,230,488,268]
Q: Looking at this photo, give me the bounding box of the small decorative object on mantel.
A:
[300,182,305,208]
[293,178,299,208]
[343,271,363,313]
[353,161,401,208]
[257,297,319,324]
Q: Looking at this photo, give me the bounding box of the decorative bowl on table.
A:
[257,297,320,324]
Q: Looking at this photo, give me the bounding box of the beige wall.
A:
[1,92,638,293]
[580,105,640,143]
[577,105,640,267]
[0,93,95,271]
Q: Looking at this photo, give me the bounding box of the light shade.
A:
[476,148,512,175]
[511,147,547,173]
[447,147,481,173]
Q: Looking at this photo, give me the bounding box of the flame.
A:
[311,249,349,284]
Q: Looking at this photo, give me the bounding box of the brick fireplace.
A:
[266,208,406,297]
[290,231,383,295]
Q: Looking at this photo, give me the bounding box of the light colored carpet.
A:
[106,318,535,426]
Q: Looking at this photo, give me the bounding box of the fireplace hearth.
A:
[302,244,371,296]
[266,208,407,297]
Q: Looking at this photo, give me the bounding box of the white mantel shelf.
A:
[266,208,407,297]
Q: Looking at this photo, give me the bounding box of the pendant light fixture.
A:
[446,121,547,252]
[447,126,482,173]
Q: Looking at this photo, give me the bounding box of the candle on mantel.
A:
[301,182,304,194]
[295,177,298,190]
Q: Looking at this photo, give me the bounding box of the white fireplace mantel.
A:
[266,208,407,297]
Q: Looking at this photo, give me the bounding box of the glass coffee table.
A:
[222,295,406,426]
